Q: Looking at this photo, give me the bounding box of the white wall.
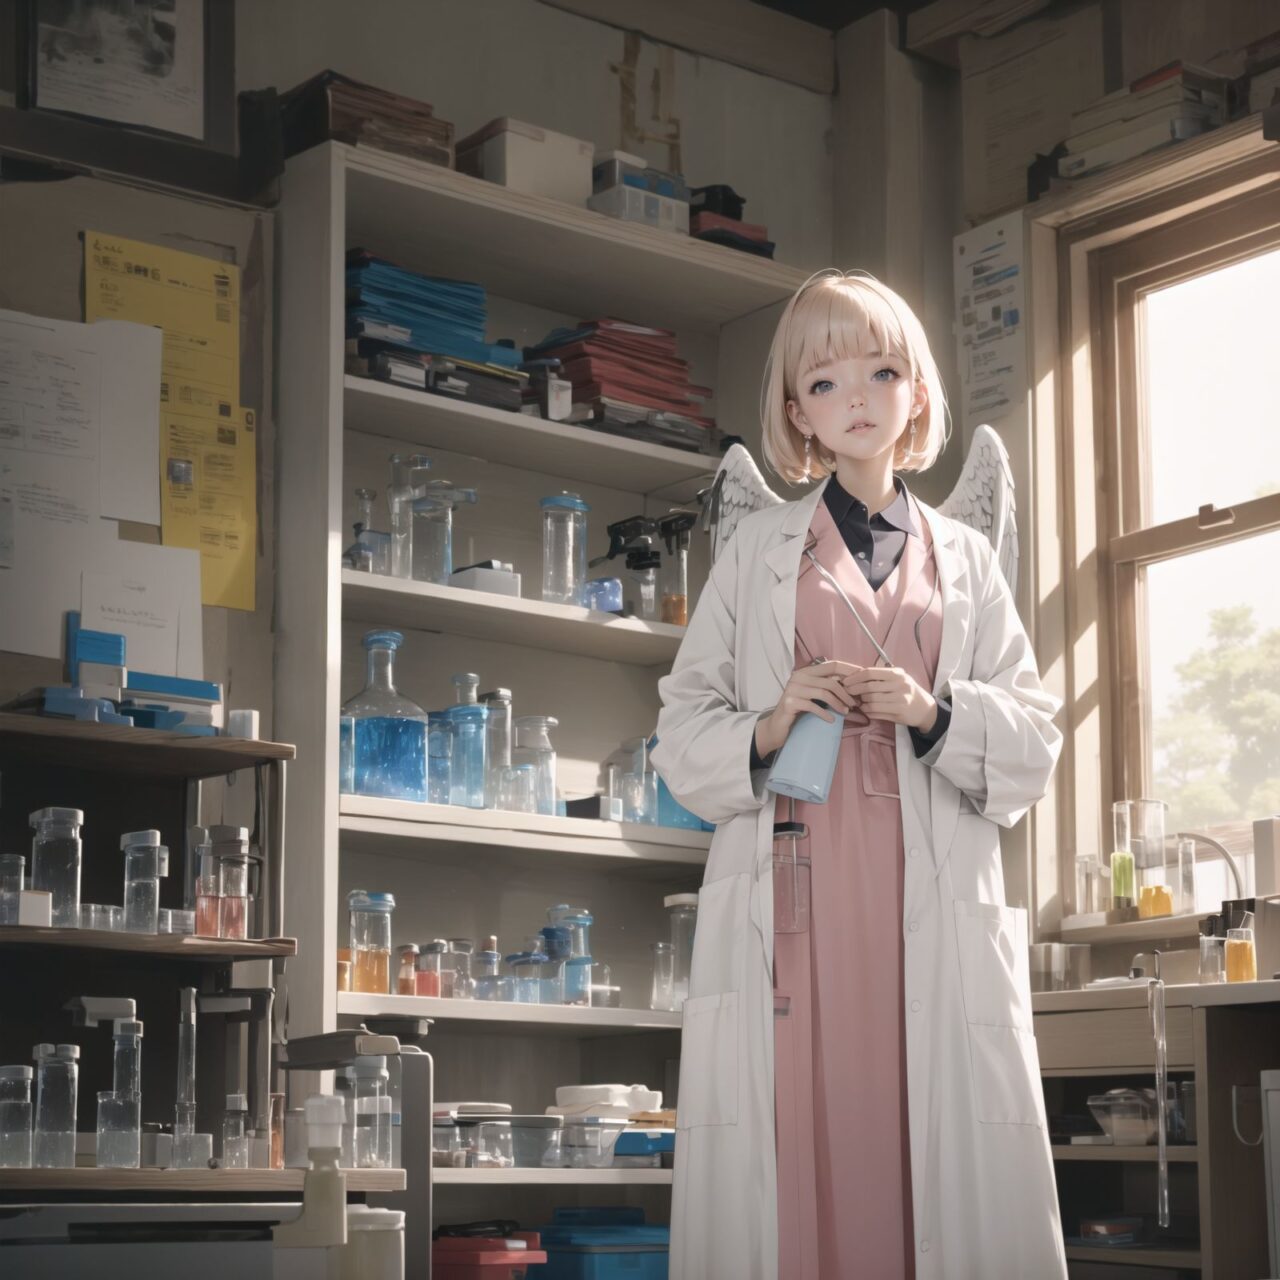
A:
[236,0,836,273]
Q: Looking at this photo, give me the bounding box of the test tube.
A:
[29,807,83,929]
[175,989,197,1139]
[650,941,675,1012]
[195,842,220,939]
[0,854,24,925]
[32,1043,78,1168]
[221,1093,249,1168]
[121,830,169,935]
[0,1066,33,1168]
[269,1092,285,1170]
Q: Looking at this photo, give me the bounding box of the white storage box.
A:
[455,117,594,206]
[587,184,689,235]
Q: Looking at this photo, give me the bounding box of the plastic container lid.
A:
[351,1054,389,1078]
[113,1019,144,1038]
[540,491,590,513]
[29,807,84,826]
[0,1065,33,1080]
[664,893,699,908]
[347,889,396,913]
[208,824,249,843]
[480,688,513,704]
[120,829,162,849]
[398,942,420,955]
[346,1205,405,1232]
[361,628,404,651]
[34,1043,80,1062]
[226,1093,247,1111]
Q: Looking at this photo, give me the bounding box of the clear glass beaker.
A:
[442,941,475,1000]
[621,770,658,824]
[121,831,169,934]
[496,764,538,814]
[217,853,251,940]
[666,893,698,1010]
[539,926,571,1004]
[446,704,489,809]
[411,494,453,585]
[221,1093,249,1169]
[96,1090,140,1169]
[563,955,593,1007]
[1199,934,1226,984]
[348,890,395,994]
[343,630,430,803]
[352,1057,390,1169]
[1226,916,1257,983]
[29,807,83,929]
[1110,801,1135,910]
[0,1066,33,1168]
[1074,852,1099,915]
[33,1043,78,1168]
[1131,798,1170,908]
[650,941,676,1012]
[0,853,24,925]
[481,688,513,807]
[508,952,547,1004]
[541,492,590,605]
[513,715,558,816]
[387,452,432,580]
[773,822,811,934]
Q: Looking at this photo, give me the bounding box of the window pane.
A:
[1148,529,1280,836]
[1143,246,1280,525]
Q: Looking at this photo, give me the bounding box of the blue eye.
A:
[809,378,834,395]
[873,367,900,382]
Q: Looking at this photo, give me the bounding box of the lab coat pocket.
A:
[966,1023,1046,1127]
[677,992,740,1128]
[953,899,1031,1031]
[860,734,900,798]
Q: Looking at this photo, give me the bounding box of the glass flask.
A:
[348,890,395,994]
[496,764,537,814]
[387,452,432,579]
[513,715,558,816]
[342,629,429,802]
[541,492,590,605]
[29,807,83,929]
[411,482,477,585]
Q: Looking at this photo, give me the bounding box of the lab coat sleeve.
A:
[921,536,1062,827]
[652,531,772,825]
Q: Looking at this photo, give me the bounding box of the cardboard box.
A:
[456,117,594,207]
[961,2,1111,220]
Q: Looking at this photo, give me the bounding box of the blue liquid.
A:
[428,722,452,805]
[339,716,355,794]
[354,716,428,802]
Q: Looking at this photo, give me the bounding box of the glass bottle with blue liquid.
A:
[341,630,429,802]
[441,672,488,808]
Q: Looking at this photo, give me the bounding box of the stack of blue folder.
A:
[345,249,521,369]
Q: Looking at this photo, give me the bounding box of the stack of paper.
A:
[1058,61,1227,179]
[524,319,716,453]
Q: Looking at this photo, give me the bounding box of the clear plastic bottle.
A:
[513,716,558,816]
[221,1093,249,1168]
[121,830,169,935]
[343,630,430,802]
[540,492,590,605]
[33,1043,78,1168]
[112,1018,143,1099]
[349,890,395,994]
[480,688,513,808]
[665,893,698,1010]
[0,1066,33,1168]
[447,705,489,809]
[29,807,83,928]
[96,1090,139,1169]
[352,1056,390,1168]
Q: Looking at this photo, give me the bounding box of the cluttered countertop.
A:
[1032,975,1280,1015]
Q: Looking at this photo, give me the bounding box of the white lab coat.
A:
[651,480,1067,1280]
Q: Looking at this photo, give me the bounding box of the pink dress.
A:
[773,495,943,1279]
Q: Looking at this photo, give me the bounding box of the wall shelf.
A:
[1051,1145,1199,1163]
[342,570,687,665]
[345,376,714,498]
[1063,1245,1201,1270]
[0,712,295,780]
[338,991,681,1037]
[0,926,297,960]
[339,795,709,875]
[0,1167,405,1193]
[1059,911,1210,946]
[433,1167,672,1186]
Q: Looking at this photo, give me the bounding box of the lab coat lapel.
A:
[918,503,974,875]
[762,481,828,685]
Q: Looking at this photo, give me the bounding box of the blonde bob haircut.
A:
[760,270,950,485]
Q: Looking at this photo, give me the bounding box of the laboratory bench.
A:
[1034,980,1280,1278]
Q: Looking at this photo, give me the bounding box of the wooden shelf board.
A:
[339,797,709,877]
[0,1167,404,1193]
[1051,1144,1199,1162]
[338,991,682,1037]
[1063,1244,1201,1269]
[0,926,296,959]
[0,712,294,779]
[344,376,714,499]
[434,1167,671,1186]
[342,570,686,664]
[340,143,809,334]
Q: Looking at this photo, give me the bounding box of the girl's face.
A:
[784,347,926,467]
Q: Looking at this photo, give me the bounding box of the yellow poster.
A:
[84,229,255,609]
[161,407,256,612]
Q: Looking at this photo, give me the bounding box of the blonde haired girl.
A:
[652,272,1065,1279]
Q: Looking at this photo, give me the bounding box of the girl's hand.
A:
[842,666,937,731]
[755,660,860,758]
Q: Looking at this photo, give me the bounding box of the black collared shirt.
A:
[748,477,951,772]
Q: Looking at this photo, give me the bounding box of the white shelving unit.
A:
[275,141,805,1243]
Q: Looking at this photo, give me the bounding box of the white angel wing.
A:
[937,423,1018,590]
[700,442,785,562]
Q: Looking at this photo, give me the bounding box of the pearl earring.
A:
[802,434,813,480]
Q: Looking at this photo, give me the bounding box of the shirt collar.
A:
[823,474,920,537]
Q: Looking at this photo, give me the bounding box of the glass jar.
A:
[446,704,489,809]
[513,716,558,816]
[96,1090,140,1169]
[772,822,811,934]
[0,853,24,926]
[29,807,83,929]
[1199,933,1226,984]
[348,890,395,994]
[342,630,430,803]
[507,952,547,1004]
[1110,801,1135,911]
[411,483,476,584]
[665,893,698,1010]
[396,944,419,995]
[351,1055,391,1169]
[0,1066,33,1168]
[540,492,590,605]
[416,942,444,997]
[121,831,169,935]
[344,487,390,574]
[33,1044,78,1168]
[217,853,251,941]
[481,688,513,807]
[1226,913,1257,983]
[1074,852,1099,915]
[563,955,593,1007]
[195,829,220,938]
[1131,798,1170,910]
[441,942,474,1000]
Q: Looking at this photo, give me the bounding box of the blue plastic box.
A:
[532,1208,669,1279]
